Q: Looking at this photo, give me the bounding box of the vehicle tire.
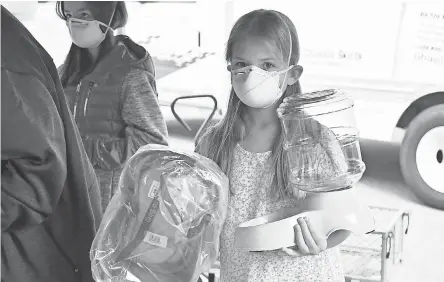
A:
[399,104,444,210]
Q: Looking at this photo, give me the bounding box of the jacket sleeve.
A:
[1,68,67,232]
[84,68,169,170]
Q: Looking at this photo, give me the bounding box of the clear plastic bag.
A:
[90,144,229,282]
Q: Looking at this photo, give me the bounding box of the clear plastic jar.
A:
[277,89,366,192]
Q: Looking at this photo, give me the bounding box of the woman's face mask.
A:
[66,7,116,49]
[231,65,294,109]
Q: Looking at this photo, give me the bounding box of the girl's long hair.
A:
[197,9,305,200]
[56,1,128,87]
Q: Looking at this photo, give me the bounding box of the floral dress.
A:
[219,144,345,282]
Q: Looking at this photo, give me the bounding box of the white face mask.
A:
[232,65,294,108]
[67,7,116,49]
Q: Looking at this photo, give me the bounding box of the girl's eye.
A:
[65,13,72,19]
[81,12,90,18]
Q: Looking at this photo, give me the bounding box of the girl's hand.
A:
[283,217,327,256]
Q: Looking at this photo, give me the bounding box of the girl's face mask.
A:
[229,28,295,109]
[231,65,294,109]
[66,7,115,49]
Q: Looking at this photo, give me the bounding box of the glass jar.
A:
[277,89,366,192]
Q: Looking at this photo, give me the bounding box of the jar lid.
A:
[277,89,352,119]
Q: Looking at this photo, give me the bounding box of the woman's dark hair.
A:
[56,1,128,87]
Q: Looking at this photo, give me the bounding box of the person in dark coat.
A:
[1,6,102,282]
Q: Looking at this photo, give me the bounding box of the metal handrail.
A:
[170,94,218,145]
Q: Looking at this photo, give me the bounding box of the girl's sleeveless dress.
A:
[219,144,345,282]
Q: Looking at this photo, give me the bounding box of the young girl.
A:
[196,9,345,282]
[56,1,168,212]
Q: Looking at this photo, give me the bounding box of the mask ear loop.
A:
[280,26,294,91]
[102,4,117,35]
[264,27,293,110]
[67,5,117,34]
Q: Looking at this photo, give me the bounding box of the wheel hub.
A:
[416,126,444,193]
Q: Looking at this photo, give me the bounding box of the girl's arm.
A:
[83,68,169,170]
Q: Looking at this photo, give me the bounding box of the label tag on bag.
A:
[143,231,168,248]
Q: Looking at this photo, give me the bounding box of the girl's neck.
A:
[243,106,280,130]
[241,106,280,153]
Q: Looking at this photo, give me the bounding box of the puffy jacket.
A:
[60,35,169,211]
[1,7,102,282]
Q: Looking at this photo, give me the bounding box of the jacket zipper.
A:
[83,82,94,116]
[73,82,82,121]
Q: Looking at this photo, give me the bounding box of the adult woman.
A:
[56,1,168,212]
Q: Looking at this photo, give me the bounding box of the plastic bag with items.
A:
[90,144,229,282]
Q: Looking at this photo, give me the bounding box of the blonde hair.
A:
[196,9,305,200]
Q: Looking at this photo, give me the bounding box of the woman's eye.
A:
[235,62,246,68]
[264,62,275,69]
[65,13,72,18]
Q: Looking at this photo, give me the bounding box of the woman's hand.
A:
[283,217,328,256]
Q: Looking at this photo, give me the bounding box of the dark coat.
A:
[1,7,102,282]
[60,36,168,212]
